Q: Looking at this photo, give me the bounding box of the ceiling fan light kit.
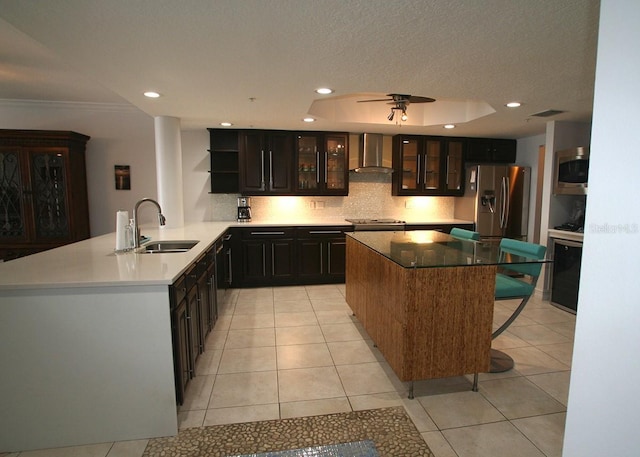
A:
[358,93,435,124]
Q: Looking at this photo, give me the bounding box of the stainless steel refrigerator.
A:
[454,165,531,241]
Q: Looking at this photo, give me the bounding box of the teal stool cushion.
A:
[495,273,535,298]
[450,227,480,241]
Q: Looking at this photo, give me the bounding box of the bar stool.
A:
[472,238,546,391]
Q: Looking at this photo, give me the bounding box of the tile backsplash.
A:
[207,172,455,222]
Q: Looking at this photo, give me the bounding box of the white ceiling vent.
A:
[530,109,565,117]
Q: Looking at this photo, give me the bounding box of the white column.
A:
[154,116,184,228]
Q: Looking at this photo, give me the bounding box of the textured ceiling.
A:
[0,0,599,138]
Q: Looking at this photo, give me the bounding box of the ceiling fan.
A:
[357,93,436,122]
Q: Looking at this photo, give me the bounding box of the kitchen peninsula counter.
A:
[0,222,234,452]
[0,219,472,452]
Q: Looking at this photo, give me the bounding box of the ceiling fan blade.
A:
[357,98,393,103]
[407,95,436,103]
[357,94,436,103]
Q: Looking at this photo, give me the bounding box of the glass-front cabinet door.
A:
[445,139,464,193]
[0,148,28,242]
[324,134,347,194]
[29,148,71,239]
[398,137,419,192]
[296,134,320,192]
[424,139,442,190]
[295,133,348,195]
[393,135,465,196]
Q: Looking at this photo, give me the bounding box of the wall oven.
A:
[553,147,589,195]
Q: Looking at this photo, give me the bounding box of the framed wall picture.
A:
[115,165,131,190]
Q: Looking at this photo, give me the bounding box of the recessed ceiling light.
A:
[220,122,233,127]
[143,91,161,98]
[505,101,522,108]
[303,117,316,123]
[315,88,333,95]
[444,124,456,129]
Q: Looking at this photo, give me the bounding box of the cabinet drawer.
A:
[239,227,296,239]
[184,263,198,292]
[296,226,351,238]
[171,274,187,308]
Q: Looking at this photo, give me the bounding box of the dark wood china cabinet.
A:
[0,130,91,261]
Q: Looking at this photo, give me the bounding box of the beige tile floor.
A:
[2,284,575,457]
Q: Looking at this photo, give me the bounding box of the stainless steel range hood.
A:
[350,133,394,173]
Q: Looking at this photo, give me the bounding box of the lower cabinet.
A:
[229,226,352,287]
[171,276,190,406]
[296,227,349,284]
[170,243,219,405]
[232,227,296,287]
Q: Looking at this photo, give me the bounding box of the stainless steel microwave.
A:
[554,147,589,195]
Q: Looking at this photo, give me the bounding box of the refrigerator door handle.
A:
[501,176,510,229]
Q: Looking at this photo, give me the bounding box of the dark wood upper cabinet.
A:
[239,130,294,195]
[466,138,516,163]
[392,135,465,196]
[295,132,349,196]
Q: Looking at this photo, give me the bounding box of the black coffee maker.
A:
[237,197,252,222]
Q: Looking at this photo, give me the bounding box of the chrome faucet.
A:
[132,198,166,248]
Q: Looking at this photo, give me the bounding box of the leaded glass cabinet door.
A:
[0,148,28,242]
[29,148,71,240]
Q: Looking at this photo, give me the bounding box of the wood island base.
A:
[345,236,496,393]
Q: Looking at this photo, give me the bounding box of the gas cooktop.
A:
[345,218,406,231]
[345,218,406,224]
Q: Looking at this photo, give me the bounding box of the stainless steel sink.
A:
[139,240,199,253]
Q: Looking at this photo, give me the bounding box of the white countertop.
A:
[0,222,229,290]
[0,218,474,290]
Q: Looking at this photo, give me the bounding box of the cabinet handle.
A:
[271,244,275,275]
[268,150,273,190]
[227,249,233,284]
[445,154,450,185]
[320,244,324,273]
[316,151,320,183]
[423,155,428,187]
[223,234,232,241]
[262,244,267,276]
[251,231,285,235]
[416,155,421,186]
[260,149,266,191]
[327,244,331,274]
[309,230,341,234]
[324,150,328,183]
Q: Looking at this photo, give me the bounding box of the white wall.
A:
[517,133,545,241]
[563,1,640,455]
[0,100,157,236]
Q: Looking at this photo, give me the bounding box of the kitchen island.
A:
[345,231,501,396]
